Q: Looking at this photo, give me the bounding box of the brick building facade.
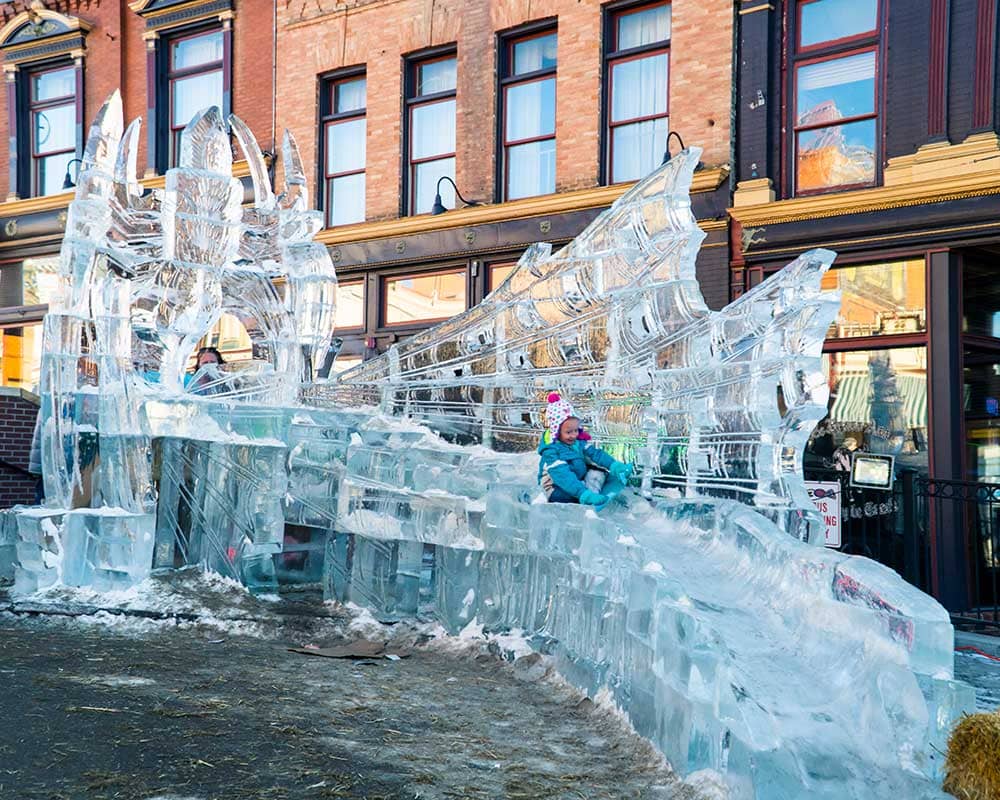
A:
[0,0,274,506]
[0,388,38,508]
[275,0,733,368]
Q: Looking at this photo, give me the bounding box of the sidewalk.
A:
[954,630,1000,712]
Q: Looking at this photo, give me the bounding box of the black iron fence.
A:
[917,478,1000,634]
[805,468,1000,634]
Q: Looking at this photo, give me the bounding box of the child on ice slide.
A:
[537,393,634,510]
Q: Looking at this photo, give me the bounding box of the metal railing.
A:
[916,477,1000,634]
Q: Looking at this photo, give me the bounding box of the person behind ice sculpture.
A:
[185,346,225,395]
[537,393,634,510]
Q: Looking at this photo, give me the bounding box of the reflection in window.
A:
[406,55,457,214]
[820,259,925,339]
[488,262,518,292]
[332,355,363,374]
[335,280,365,329]
[799,0,878,48]
[384,269,467,325]
[964,350,1000,483]
[501,31,557,200]
[0,257,62,309]
[793,0,879,193]
[962,259,1000,338]
[28,65,77,197]
[806,346,927,473]
[605,3,670,184]
[167,29,224,168]
[322,75,367,227]
[0,324,43,391]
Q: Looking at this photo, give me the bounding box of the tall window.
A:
[405,54,457,215]
[791,0,880,194]
[27,65,77,197]
[321,74,367,227]
[166,28,224,168]
[500,29,557,200]
[604,3,670,184]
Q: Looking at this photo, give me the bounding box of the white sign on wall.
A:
[805,481,842,549]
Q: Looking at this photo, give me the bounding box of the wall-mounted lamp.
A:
[660,131,686,166]
[430,175,480,215]
[61,158,84,190]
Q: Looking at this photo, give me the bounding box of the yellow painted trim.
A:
[882,132,1000,186]
[316,167,729,246]
[0,9,91,47]
[739,3,775,14]
[0,159,258,219]
[742,220,1000,259]
[2,32,87,61]
[730,170,1000,227]
[138,0,226,20]
[733,178,775,208]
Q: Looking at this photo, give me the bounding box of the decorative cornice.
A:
[0,8,91,63]
[729,168,1000,227]
[0,159,259,219]
[2,32,87,63]
[316,167,730,246]
[131,0,233,30]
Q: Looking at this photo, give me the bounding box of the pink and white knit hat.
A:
[545,392,577,441]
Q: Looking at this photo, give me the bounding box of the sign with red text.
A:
[805,481,842,548]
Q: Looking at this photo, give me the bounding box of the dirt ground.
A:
[0,607,706,800]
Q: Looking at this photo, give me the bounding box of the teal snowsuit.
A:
[537,433,624,503]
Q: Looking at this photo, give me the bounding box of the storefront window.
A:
[0,324,43,391]
[332,355,363,374]
[488,262,517,292]
[21,256,61,306]
[335,280,365,330]
[820,258,925,338]
[806,346,928,473]
[190,313,252,367]
[963,258,1000,338]
[0,256,61,308]
[963,349,1000,482]
[383,269,467,326]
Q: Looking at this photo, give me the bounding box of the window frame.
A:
[497,25,558,202]
[379,264,471,329]
[319,68,367,228]
[163,26,225,170]
[13,59,81,199]
[26,63,77,198]
[334,277,367,333]
[786,0,884,197]
[601,1,671,186]
[403,48,458,216]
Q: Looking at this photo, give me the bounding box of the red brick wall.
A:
[0,390,38,509]
[276,0,733,222]
[0,0,275,199]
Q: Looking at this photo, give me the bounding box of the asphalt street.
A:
[0,609,703,800]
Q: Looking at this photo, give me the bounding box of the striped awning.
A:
[829,373,927,429]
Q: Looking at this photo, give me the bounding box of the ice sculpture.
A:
[5,93,974,799]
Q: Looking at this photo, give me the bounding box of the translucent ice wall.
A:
[11,93,339,592]
[314,415,974,799]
